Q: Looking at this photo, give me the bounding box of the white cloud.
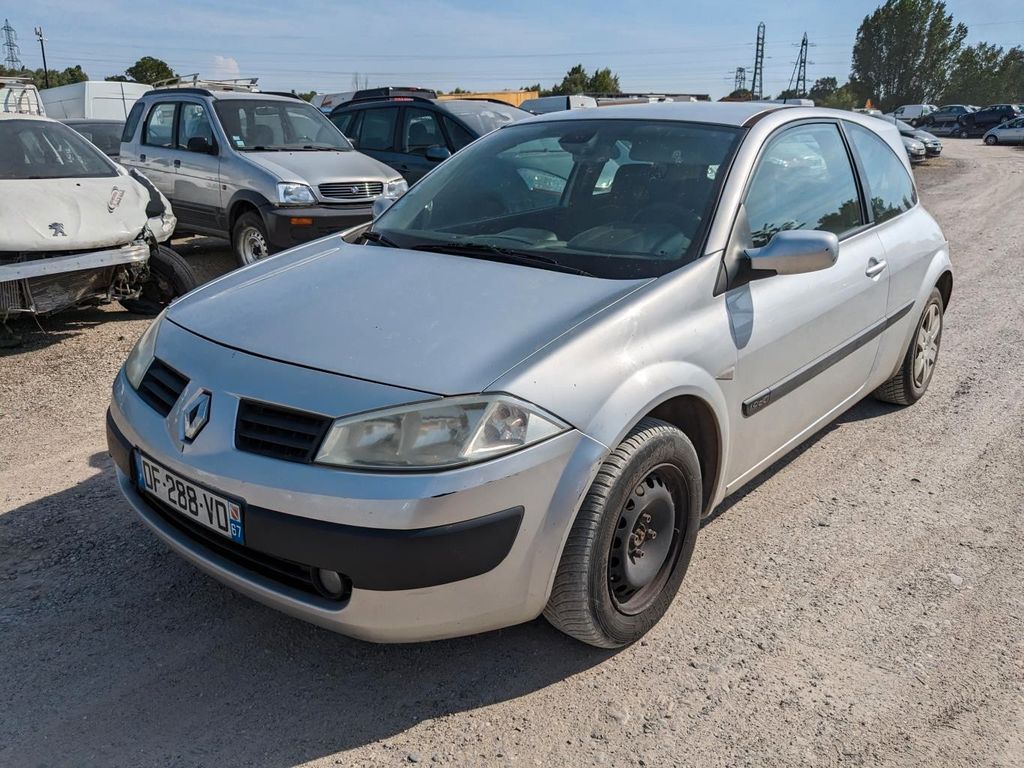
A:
[210,55,241,81]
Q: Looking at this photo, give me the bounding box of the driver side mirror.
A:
[425,146,452,162]
[186,136,217,155]
[745,230,838,275]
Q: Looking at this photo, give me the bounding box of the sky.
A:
[4,0,1023,99]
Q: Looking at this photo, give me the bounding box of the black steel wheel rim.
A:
[607,463,688,615]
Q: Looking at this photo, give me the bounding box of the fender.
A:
[226,189,275,227]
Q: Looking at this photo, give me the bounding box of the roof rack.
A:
[152,74,261,92]
[0,76,45,116]
[352,86,437,101]
[262,90,305,101]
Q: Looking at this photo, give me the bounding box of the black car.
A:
[60,118,125,158]
[329,93,529,183]
[956,104,1021,137]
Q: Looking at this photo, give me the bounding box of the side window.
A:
[403,108,444,154]
[178,103,215,150]
[143,102,177,148]
[330,111,356,138]
[442,116,474,151]
[355,108,397,151]
[122,101,144,143]
[745,123,864,247]
[846,122,917,224]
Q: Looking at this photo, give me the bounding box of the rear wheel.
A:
[232,211,273,266]
[873,287,944,406]
[544,418,702,648]
[120,246,198,315]
[958,127,971,139]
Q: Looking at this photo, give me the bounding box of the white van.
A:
[40,81,152,120]
[311,91,356,113]
[519,94,598,115]
[889,104,938,127]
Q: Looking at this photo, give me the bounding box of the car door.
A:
[172,100,223,235]
[348,106,405,177]
[725,121,890,489]
[1006,117,1024,143]
[398,106,450,182]
[134,101,178,198]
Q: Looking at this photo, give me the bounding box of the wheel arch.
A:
[227,190,272,234]
[936,269,953,311]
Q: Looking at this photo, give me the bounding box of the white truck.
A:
[39,81,152,120]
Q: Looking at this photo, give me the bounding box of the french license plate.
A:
[137,454,244,544]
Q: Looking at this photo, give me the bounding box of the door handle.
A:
[173,159,181,168]
[865,258,888,278]
[139,153,146,161]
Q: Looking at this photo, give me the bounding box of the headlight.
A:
[383,177,408,199]
[124,309,166,389]
[277,182,316,206]
[315,394,569,470]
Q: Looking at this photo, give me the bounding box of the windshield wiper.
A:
[410,241,594,276]
[361,230,399,247]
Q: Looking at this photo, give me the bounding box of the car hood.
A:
[0,173,155,251]
[167,239,649,395]
[914,130,940,142]
[240,149,398,188]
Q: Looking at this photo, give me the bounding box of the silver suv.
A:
[120,78,407,266]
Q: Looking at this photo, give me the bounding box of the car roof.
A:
[523,100,787,127]
[61,118,124,124]
[145,88,301,104]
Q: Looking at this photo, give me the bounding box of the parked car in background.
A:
[1,110,196,345]
[983,116,1024,145]
[329,94,528,183]
[957,104,1021,137]
[62,118,125,158]
[902,135,927,163]
[40,81,151,120]
[889,104,937,127]
[519,94,599,114]
[1,76,44,115]
[877,116,942,157]
[108,103,952,648]
[923,104,973,135]
[120,77,406,266]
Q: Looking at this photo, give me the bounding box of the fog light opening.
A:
[313,568,348,600]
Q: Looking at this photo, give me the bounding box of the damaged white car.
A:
[0,109,197,346]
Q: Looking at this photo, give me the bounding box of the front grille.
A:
[318,180,383,200]
[235,399,332,464]
[137,359,189,417]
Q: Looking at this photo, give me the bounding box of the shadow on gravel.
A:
[0,305,143,357]
[0,461,614,766]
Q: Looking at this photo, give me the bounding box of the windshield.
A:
[0,119,117,179]
[214,99,353,151]
[374,118,743,279]
[443,100,528,135]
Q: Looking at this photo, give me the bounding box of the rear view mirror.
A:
[186,136,216,154]
[425,146,451,162]
[746,230,838,275]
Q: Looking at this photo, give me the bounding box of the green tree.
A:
[106,56,175,85]
[0,64,88,89]
[1002,47,1024,102]
[851,0,966,111]
[550,64,590,95]
[808,76,838,102]
[943,43,1006,105]
[721,88,752,101]
[587,67,621,94]
[296,90,317,102]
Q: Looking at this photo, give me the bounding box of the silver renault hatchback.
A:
[108,102,952,647]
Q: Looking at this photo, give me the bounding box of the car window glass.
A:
[143,102,176,148]
[330,111,356,138]
[356,108,397,151]
[73,123,122,155]
[745,123,863,247]
[122,102,144,143]
[846,122,917,224]
[442,116,474,151]
[178,103,214,149]
[403,108,444,154]
[0,119,116,179]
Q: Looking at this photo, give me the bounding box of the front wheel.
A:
[874,287,944,406]
[544,418,702,648]
[120,246,199,315]
[232,211,274,267]
[984,135,998,145]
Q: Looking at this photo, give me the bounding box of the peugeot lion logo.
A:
[48,222,67,237]
[181,392,211,443]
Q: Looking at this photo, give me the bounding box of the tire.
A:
[544,418,702,648]
[232,211,273,267]
[984,135,998,145]
[120,245,199,315]
[958,127,970,139]
[873,287,944,406]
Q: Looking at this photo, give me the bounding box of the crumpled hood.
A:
[0,173,155,251]
[241,149,399,187]
[168,239,648,395]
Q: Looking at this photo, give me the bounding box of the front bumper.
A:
[106,325,606,642]
[262,204,375,250]
[0,242,149,282]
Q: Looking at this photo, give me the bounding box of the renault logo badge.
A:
[181,391,211,442]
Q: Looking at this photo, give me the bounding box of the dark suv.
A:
[956,104,1021,137]
[329,94,529,183]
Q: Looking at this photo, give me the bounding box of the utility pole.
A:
[34,26,48,88]
[2,18,24,70]
[733,66,747,93]
[796,33,809,97]
[751,22,765,101]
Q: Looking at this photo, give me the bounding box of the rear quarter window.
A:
[122,101,144,143]
[845,122,917,224]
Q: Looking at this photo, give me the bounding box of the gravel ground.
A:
[1,140,1022,768]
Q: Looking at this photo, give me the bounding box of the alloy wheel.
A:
[913,303,941,389]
